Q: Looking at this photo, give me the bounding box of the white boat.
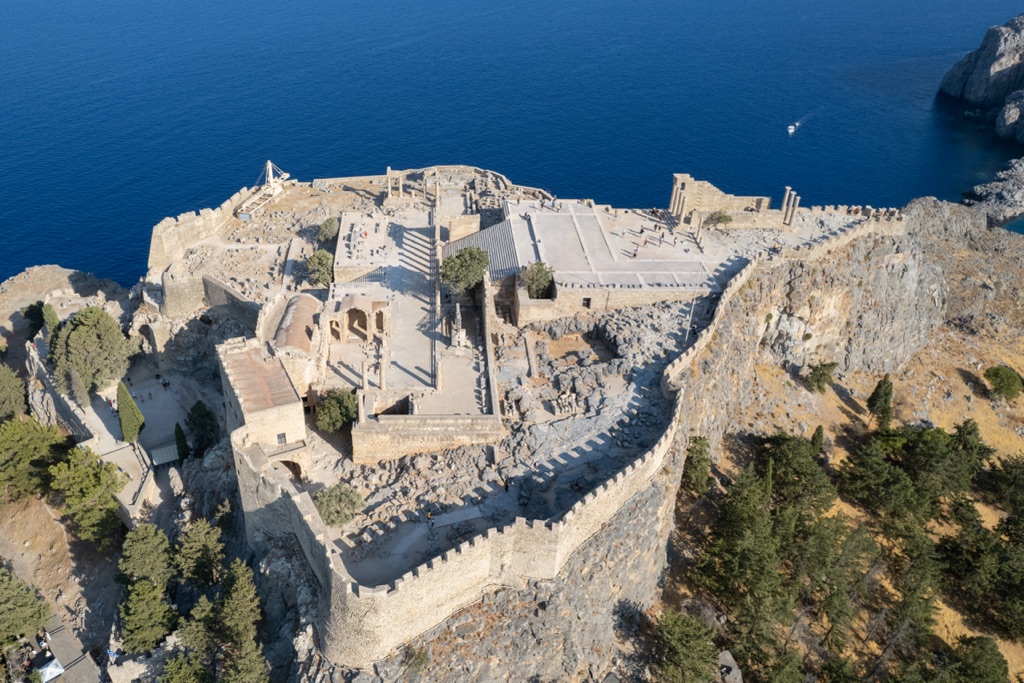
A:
[787,123,798,135]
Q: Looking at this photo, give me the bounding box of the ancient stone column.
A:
[789,195,801,225]
[782,186,792,222]
[386,167,392,199]
[361,360,369,390]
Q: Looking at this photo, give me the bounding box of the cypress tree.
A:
[175,422,191,460]
[116,381,144,443]
[867,374,894,431]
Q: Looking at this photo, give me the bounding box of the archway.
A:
[279,460,302,482]
[347,309,369,341]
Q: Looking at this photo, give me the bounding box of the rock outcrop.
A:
[940,14,1024,140]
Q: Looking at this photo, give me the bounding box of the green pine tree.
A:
[160,652,210,683]
[217,559,261,650]
[681,436,712,495]
[0,567,49,643]
[0,417,67,502]
[653,609,717,683]
[440,247,489,294]
[178,596,216,665]
[119,523,173,589]
[176,519,224,587]
[120,580,175,653]
[0,366,26,423]
[306,249,334,286]
[49,307,134,398]
[48,446,126,548]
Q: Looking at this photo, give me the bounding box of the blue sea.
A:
[2,0,1022,286]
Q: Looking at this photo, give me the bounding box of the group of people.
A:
[16,632,53,675]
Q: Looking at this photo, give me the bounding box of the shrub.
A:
[307,249,334,286]
[983,364,1022,402]
[314,483,364,526]
[521,261,554,298]
[705,210,733,228]
[440,247,489,294]
[805,362,838,393]
[318,217,340,243]
[316,391,358,432]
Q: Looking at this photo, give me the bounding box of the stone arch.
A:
[278,460,302,482]
[138,324,158,354]
[347,308,369,341]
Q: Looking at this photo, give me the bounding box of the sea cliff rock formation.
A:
[940,14,1024,141]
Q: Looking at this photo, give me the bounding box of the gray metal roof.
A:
[442,219,527,281]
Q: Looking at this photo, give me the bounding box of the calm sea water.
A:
[2,0,1022,285]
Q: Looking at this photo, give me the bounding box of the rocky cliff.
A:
[940,14,1024,141]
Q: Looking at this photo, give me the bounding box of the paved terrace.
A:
[502,198,865,290]
[327,208,488,415]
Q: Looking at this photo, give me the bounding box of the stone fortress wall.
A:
[138,165,917,674]
[147,187,256,273]
[230,200,918,670]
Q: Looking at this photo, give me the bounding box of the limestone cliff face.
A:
[762,233,945,374]
[940,14,1024,139]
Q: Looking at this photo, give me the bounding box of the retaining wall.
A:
[202,275,260,332]
[515,276,705,326]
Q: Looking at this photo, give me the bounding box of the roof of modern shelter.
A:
[221,346,300,413]
[442,218,537,281]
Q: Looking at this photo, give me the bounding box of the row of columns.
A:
[781,186,801,226]
[385,167,442,203]
[668,174,687,219]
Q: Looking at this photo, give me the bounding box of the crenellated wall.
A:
[147,187,254,273]
[232,194,940,676]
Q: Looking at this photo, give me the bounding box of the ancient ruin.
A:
[113,163,909,673]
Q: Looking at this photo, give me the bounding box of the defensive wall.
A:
[147,187,256,273]
[231,207,919,671]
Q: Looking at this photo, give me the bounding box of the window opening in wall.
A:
[277,433,286,445]
[582,297,592,309]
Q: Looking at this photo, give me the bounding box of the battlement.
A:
[225,169,917,670]
[147,187,255,274]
